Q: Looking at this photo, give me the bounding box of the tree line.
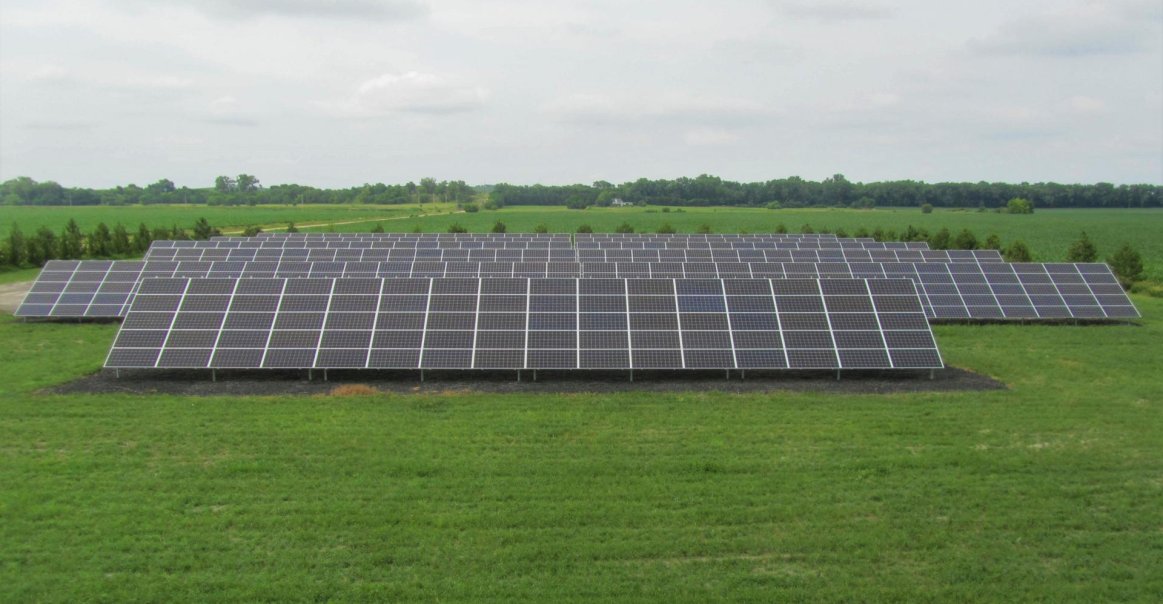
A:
[490,175,1160,209]
[2,174,1158,209]
[2,219,221,269]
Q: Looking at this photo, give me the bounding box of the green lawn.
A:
[1,295,1160,601]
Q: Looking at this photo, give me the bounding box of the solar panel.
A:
[16,259,1140,321]
[106,277,943,371]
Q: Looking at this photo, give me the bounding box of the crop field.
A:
[1,207,1161,601]
[3,205,1161,281]
[0,202,456,235]
[399,206,1163,282]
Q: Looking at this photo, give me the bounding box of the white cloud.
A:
[545,93,776,127]
[120,0,429,20]
[683,128,741,146]
[324,72,488,117]
[775,1,894,22]
[969,7,1154,56]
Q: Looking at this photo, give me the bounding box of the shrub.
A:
[447,223,467,234]
[696,224,712,234]
[1107,244,1144,287]
[953,228,978,250]
[984,234,1002,250]
[286,222,299,233]
[534,224,548,234]
[371,224,385,233]
[576,224,593,234]
[1006,197,1034,214]
[1066,231,1098,262]
[491,221,507,234]
[241,225,262,237]
[929,227,952,250]
[800,224,814,234]
[657,223,676,234]
[614,222,634,234]
[1004,240,1033,262]
[462,203,479,213]
[774,223,788,234]
[921,203,933,214]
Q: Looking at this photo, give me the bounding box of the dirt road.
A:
[0,281,32,314]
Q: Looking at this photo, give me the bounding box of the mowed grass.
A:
[0,203,456,234]
[1,296,1160,601]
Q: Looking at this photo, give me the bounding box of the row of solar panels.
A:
[105,277,943,371]
[17,259,1139,321]
[143,247,992,263]
[242,232,840,239]
[157,239,924,250]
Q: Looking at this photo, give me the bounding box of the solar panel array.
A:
[105,277,943,370]
[144,246,1000,263]
[8,232,1141,377]
[17,259,1138,321]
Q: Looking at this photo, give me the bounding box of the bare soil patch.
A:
[0,281,32,314]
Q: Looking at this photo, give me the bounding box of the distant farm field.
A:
[395,206,1163,281]
[2,205,1161,281]
[0,296,1160,601]
[0,203,456,234]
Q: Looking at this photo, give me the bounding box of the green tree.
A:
[953,229,978,250]
[921,203,933,214]
[491,221,507,233]
[1006,197,1034,214]
[214,175,236,193]
[29,226,58,265]
[286,222,299,234]
[614,222,634,234]
[576,224,593,234]
[1107,244,1143,287]
[111,223,131,256]
[133,223,153,253]
[1004,240,1033,262]
[984,234,1002,250]
[1066,232,1098,262]
[170,224,190,240]
[192,217,218,240]
[657,223,676,234]
[59,219,84,259]
[241,225,263,237]
[447,223,468,234]
[6,224,26,266]
[929,227,952,250]
[236,174,260,193]
[89,223,112,257]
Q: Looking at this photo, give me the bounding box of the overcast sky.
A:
[1,0,1160,188]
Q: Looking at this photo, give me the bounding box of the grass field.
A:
[3,204,1160,281]
[0,203,456,235]
[392,206,1163,281]
[0,299,1159,601]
